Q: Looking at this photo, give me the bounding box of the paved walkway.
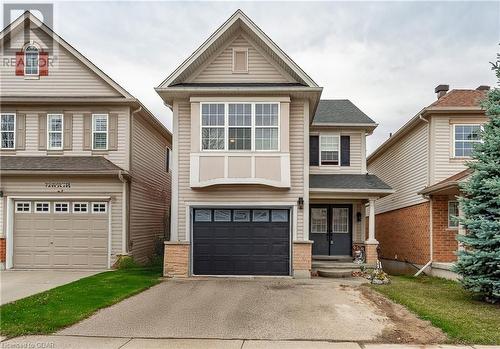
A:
[1,336,498,349]
[0,270,102,305]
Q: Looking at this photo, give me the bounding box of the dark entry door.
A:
[310,204,352,256]
[192,208,290,276]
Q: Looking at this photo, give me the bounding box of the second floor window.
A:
[320,135,340,165]
[453,124,482,158]
[228,103,251,150]
[47,114,63,150]
[1,113,15,149]
[25,45,39,76]
[92,114,108,150]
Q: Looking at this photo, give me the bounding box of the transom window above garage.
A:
[73,202,88,213]
[15,202,31,213]
[92,202,107,213]
[54,202,69,213]
[194,208,289,223]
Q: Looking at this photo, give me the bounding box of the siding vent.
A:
[232,49,248,73]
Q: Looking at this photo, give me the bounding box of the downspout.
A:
[118,170,128,255]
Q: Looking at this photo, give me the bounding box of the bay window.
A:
[92,114,108,150]
[1,113,15,149]
[453,124,482,157]
[320,135,340,165]
[47,114,63,150]
[200,102,280,151]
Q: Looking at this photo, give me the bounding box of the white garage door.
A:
[13,201,109,269]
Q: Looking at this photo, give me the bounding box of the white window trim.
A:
[200,102,280,153]
[92,114,109,151]
[47,113,64,150]
[15,201,31,213]
[319,134,341,166]
[54,202,70,213]
[34,201,50,213]
[1,113,16,150]
[92,202,108,214]
[448,200,459,229]
[72,202,89,214]
[232,48,249,73]
[452,124,482,159]
[24,45,39,77]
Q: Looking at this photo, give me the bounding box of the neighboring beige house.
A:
[157,10,392,278]
[367,85,489,278]
[0,12,172,270]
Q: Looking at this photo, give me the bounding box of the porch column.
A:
[365,197,379,265]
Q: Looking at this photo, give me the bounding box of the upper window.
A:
[448,201,459,229]
[320,135,340,165]
[47,114,63,150]
[232,48,248,73]
[453,124,482,158]
[201,103,279,152]
[1,113,15,149]
[24,45,39,76]
[92,114,108,150]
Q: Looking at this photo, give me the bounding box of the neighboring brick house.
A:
[156,10,392,278]
[367,85,489,279]
[0,12,172,270]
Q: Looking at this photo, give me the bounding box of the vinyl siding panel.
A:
[0,176,124,262]
[0,26,121,97]
[309,129,364,174]
[129,114,172,263]
[175,99,305,240]
[368,122,429,214]
[189,35,292,84]
[0,106,130,171]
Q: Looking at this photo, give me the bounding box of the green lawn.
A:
[371,275,500,345]
[0,267,162,338]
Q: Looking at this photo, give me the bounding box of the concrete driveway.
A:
[61,278,391,341]
[0,270,102,305]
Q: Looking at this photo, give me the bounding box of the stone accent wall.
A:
[0,238,5,262]
[432,195,459,262]
[292,242,312,278]
[163,242,190,277]
[375,202,431,265]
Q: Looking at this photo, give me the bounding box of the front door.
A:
[310,204,352,256]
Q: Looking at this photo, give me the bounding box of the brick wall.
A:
[432,195,459,262]
[0,238,5,262]
[163,242,189,277]
[375,202,430,265]
[293,242,311,273]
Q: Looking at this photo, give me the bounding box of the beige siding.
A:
[189,34,293,84]
[175,99,305,240]
[0,106,130,171]
[431,114,487,184]
[0,26,121,97]
[309,129,364,174]
[129,114,171,263]
[0,176,124,262]
[368,122,429,214]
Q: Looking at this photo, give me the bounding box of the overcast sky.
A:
[7,1,499,154]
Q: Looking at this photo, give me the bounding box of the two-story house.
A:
[0,12,172,270]
[157,10,392,278]
[367,84,489,279]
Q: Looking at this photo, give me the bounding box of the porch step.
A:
[312,262,364,269]
[312,255,353,262]
[317,269,356,278]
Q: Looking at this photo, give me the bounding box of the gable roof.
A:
[156,9,318,89]
[312,99,377,125]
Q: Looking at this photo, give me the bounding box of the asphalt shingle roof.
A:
[312,100,376,125]
[0,156,123,172]
[429,89,487,108]
[310,174,392,190]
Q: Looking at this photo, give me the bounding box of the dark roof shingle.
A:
[312,99,376,125]
[310,174,392,190]
[0,156,123,172]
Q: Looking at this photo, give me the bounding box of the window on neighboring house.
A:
[47,114,63,150]
[255,103,279,150]
[453,124,482,158]
[320,135,340,165]
[448,201,459,229]
[228,103,251,150]
[232,48,248,73]
[92,114,108,150]
[24,45,39,76]
[1,113,15,149]
[311,208,327,233]
[201,104,225,150]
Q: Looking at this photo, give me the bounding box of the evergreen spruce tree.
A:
[454,57,500,303]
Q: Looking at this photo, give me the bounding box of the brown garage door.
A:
[13,201,108,269]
